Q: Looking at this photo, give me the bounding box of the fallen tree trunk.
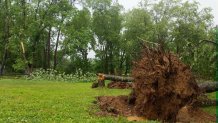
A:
[198,82,218,93]
[97,73,134,82]
[196,98,217,107]
[95,73,218,93]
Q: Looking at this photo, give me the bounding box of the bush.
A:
[25,68,96,82]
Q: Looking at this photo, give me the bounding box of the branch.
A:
[199,40,217,45]
[137,37,160,46]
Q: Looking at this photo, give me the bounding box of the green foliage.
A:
[26,69,96,82]
[0,0,216,79]
[121,0,215,79]
[91,0,123,73]
[12,58,26,72]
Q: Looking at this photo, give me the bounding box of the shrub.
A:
[25,68,96,82]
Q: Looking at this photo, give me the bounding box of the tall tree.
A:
[90,0,122,74]
[0,0,10,75]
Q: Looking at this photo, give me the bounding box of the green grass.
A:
[0,79,216,123]
[201,92,216,115]
[0,79,132,123]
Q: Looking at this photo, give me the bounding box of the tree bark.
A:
[46,26,52,69]
[104,48,109,74]
[20,42,32,74]
[118,51,125,75]
[0,47,8,75]
[20,0,32,75]
[53,28,61,70]
[97,73,134,82]
[198,82,218,93]
[0,0,10,76]
[43,47,47,69]
[96,73,218,93]
[125,56,130,75]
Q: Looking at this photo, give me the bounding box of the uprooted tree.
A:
[96,46,216,122]
[93,73,218,93]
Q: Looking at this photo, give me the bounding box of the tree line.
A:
[0,0,216,79]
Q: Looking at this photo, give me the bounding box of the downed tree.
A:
[96,46,216,122]
[93,73,218,93]
[97,73,134,82]
[198,82,218,93]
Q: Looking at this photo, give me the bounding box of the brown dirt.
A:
[176,105,216,122]
[107,81,132,89]
[97,96,216,122]
[130,47,200,122]
[96,96,134,116]
[96,46,216,122]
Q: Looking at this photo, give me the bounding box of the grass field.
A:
[0,79,216,123]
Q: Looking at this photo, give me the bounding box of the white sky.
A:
[118,0,218,25]
[88,0,218,58]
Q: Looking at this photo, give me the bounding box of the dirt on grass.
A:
[107,81,132,89]
[96,96,133,116]
[96,46,216,122]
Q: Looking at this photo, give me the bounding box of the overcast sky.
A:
[118,0,218,25]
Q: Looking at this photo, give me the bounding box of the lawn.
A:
[0,79,216,123]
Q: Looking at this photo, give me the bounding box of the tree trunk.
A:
[125,56,130,75]
[105,50,109,74]
[53,28,61,70]
[96,73,218,93]
[46,26,52,69]
[118,51,125,75]
[81,49,88,74]
[20,42,32,74]
[0,0,10,76]
[43,47,47,69]
[20,0,32,75]
[198,82,218,93]
[97,73,134,82]
[108,43,114,74]
[0,47,8,75]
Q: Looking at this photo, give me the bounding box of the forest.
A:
[0,0,218,122]
[0,0,217,79]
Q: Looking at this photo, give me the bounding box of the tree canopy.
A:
[0,0,216,79]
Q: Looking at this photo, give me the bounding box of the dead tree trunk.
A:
[198,82,218,93]
[92,74,105,88]
[98,73,134,82]
[93,74,218,93]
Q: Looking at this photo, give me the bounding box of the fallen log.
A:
[196,98,217,107]
[94,73,218,93]
[198,82,218,93]
[97,73,134,82]
[92,73,133,88]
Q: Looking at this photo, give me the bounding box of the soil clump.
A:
[107,81,132,89]
[96,46,216,122]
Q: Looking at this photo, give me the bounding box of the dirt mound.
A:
[107,81,132,89]
[96,96,134,116]
[97,96,216,122]
[96,46,216,122]
[176,105,216,122]
[129,47,200,122]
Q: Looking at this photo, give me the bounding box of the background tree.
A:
[0,0,216,79]
[90,0,122,74]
